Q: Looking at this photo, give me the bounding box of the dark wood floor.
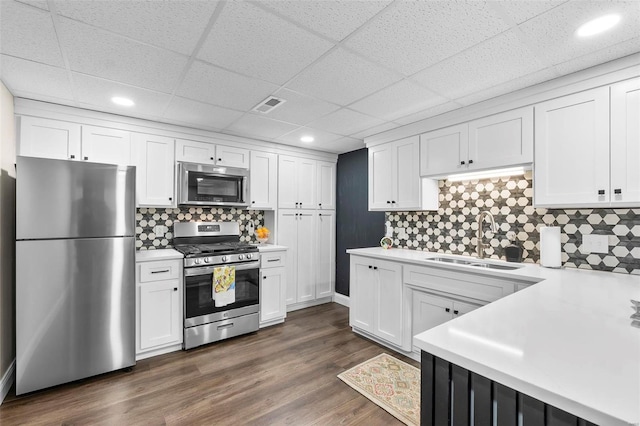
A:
[1,303,419,425]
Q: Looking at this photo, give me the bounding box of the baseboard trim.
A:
[135,343,183,361]
[0,359,15,405]
[333,293,350,307]
[286,297,332,313]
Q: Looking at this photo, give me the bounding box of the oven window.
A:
[187,172,243,203]
[185,266,259,319]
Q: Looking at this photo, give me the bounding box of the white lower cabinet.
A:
[259,250,287,327]
[315,210,335,299]
[278,210,316,305]
[411,291,480,354]
[136,257,183,360]
[349,256,408,349]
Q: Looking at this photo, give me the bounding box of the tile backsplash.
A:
[386,171,640,275]
[136,207,265,250]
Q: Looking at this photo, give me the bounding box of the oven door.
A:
[178,162,249,207]
[184,261,259,327]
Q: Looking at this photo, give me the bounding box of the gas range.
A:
[173,222,260,268]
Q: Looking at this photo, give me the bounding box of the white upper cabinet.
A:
[534,86,612,207]
[18,116,81,160]
[420,123,468,177]
[216,145,249,169]
[369,136,438,211]
[175,139,216,165]
[81,125,132,165]
[610,78,640,206]
[133,133,175,207]
[468,106,533,171]
[278,155,317,209]
[420,107,533,177]
[249,151,278,210]
[316,161,336,210]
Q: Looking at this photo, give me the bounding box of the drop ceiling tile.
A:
[349,121,399,139]
[456,68,561,106]
[0,1,64,67]
[518,1,640,66]
[225,114,300,140]
[198,1,334,85]
[71,73,172,117]
[412,30,546,100]
[393,101,463,126]
[275,126,342,146]
[0,55,72,100]
[320,136,365,153]
[345,1,510,76]
[349,79,449,122]
[15,0,49,10]
[55,0,219,55]
[260,0,391,41]
[258,88,340,126]
[163,96,244,131]
[308,108,387,136]
[490,1,568,25]
[177,60,279,111]
[553,37,640,76]
[57,17,188,93]
[286,47,401,106]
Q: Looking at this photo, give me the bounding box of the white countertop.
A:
[135,248,183,262]
[256,244,288,252]
[347,247,640,426]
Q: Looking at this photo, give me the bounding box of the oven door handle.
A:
[184,261,260,276]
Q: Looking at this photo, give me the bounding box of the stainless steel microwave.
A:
[177,162,249,207]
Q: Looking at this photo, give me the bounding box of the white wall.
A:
[0,80,16,402]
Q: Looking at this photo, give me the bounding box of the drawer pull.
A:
[453,310,459,315]
[267,258,280,262]
[598,189,605,195]
[614,188,622,194]
[151,269,170,274]
[368,265,372,269]
[217,323,234,330]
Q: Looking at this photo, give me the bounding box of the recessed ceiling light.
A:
[111,96,134,107]
[300,136,314,143]
[576,14,621,37]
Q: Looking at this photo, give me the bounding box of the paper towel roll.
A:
[540,226,561,268]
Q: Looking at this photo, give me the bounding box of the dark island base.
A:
[421,351,599,426]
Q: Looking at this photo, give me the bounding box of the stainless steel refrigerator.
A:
[16,156,136,395]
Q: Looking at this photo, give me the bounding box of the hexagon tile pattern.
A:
[136,207,265,250]
[386,171,640,275]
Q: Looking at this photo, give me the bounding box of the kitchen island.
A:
[347,248,640,426]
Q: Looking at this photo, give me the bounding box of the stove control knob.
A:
[222,256,228,262]
[194,258,201,265]
[246,253,252,259]
[238,254,244,260]
[203,258,210,263]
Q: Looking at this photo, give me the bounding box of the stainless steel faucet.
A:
[476,211,498,259]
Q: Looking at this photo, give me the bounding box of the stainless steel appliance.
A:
[15,156,136,395]
[173,222,260,349]
[177,162,249,207]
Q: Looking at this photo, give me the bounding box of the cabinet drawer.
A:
[139,259,181,283]
[261,251,286,269]
[404,264,514,303]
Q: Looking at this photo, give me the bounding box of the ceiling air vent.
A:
[253,96,286,113]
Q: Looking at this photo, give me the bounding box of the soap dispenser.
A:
[504,231,523,263]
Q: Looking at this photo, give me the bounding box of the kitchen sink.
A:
[425,257,521,271]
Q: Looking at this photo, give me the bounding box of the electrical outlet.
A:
[582,234,608,254]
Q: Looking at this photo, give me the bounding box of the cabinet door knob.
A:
[210,157,214,160]
[263,276,267,280]
[373,266,378,270]
[252,201,256,204]
[392,201,396,204]
[173,288,178,291]
[460,161,465,165]
[70,155,75,159]
[454,310,459,315]
[169,197,172,201]
[368,265,372,269]
[445,308,450,313]
[218,158,222,162]
[614,188,622,194]
[468,160,473,164]
[319,213,322,216]
[84,156,89,161]
[598,189,605,195]
[387,201,391,204]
